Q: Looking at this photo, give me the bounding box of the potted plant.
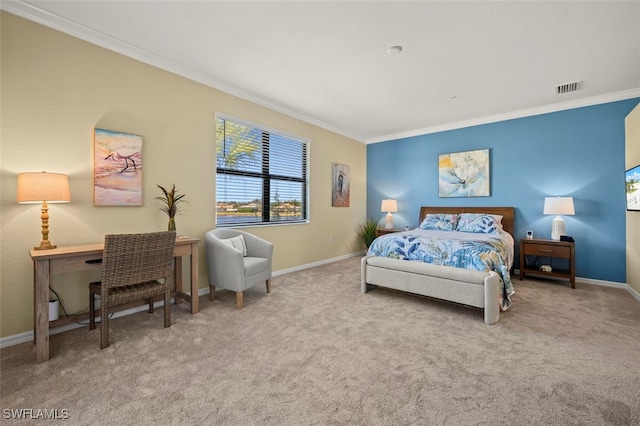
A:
[156,184,187,232]
[357,216,379,249]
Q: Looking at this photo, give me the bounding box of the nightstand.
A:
[519,238,575,288]
[376,229,401,237]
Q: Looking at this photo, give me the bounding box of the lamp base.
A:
[384,212,394,230]
[34,240,57,250]
[35,201,57,250]
[550,216,565,241]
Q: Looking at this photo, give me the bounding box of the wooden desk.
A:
[30,236,200,363]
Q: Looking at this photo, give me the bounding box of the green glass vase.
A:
[168,218,176,232]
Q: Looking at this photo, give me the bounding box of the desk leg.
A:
[190,242,199,314]
[174,257,183,305]
[34,259,50,363]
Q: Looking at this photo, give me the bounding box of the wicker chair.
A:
[89,231,176,349]
[205,229,273,309]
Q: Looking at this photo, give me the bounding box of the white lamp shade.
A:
[380,199,398,213]
[543,197,574,215]
[17,172,70,204]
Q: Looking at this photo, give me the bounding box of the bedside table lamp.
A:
[381,199,398,230]
[18,171,71,250]
[543,196,574,241]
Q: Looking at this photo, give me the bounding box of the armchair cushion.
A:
[244,257,269,278]
[220,234,247,256]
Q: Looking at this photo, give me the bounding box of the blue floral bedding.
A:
[367,230,515,310]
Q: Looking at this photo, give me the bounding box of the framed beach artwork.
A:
[93,128,143,206]
[331,163,350,207]
[438,148,490,197]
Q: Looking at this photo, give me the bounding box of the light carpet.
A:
[1,257,639,425]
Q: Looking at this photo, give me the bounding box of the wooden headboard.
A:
[418,206,515,238]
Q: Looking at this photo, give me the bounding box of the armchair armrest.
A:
[204,233,245,291]
[242,232,274,260]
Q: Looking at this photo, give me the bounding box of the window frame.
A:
[215,113,311,228]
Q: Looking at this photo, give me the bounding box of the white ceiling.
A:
[3,1,640,143]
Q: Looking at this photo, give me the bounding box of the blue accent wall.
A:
[367,98,640,283]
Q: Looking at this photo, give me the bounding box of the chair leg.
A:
[236,291,243,309]
[266,279,271,294]
[164,291,171,328]
[100,299,109,349]
[209,285,216,301]
[89,292,96,330]
[148,297,154,313]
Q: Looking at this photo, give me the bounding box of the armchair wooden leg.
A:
[209,285,216,301]
[148,297,154,313]
[266,279,271,294]
[236,291,244,309]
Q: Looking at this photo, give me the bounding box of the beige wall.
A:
[0,13,367,338]
[626,103,640,294]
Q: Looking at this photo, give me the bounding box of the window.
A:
[216,115,309,227]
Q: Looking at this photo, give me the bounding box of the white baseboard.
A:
[272,251,364,277]
[515,269,639,300]
[0,289,210,349]
[577,277,640,301]
[624,283,640,301]
[0,252,365,349]
[6,256,632,349]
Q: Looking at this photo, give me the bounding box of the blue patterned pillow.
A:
[419,214,458,231]
[456,213,500,234]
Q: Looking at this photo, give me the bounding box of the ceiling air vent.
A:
[556,80,581,95]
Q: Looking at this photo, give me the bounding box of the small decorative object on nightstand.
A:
[519,238,575,288]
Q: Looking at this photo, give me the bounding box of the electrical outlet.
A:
[328,236,334,244]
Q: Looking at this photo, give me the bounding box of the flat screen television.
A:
[626,164,640,211]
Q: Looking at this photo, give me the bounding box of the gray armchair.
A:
[205,229,273,309]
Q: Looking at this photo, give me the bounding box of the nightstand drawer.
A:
[523,244,571,258]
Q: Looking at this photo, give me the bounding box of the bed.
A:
[361,206,515,324]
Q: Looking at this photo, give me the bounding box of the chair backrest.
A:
[102,231,176,289]
[209,228,242,240]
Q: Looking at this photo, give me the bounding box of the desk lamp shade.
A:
[381,199,398,230]
[543,196,574,241]
[18,172,70,250]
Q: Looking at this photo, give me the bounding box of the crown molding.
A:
[0,1,365,142]
[3,1,638,145]
[366,88,640,144]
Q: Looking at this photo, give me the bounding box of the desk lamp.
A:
[543,196,574,240]
[18,171,71,250]
[381,199,398,230]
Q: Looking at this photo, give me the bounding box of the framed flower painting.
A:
[438,149,490,197]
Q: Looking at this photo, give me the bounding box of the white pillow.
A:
[220,235,247,256]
